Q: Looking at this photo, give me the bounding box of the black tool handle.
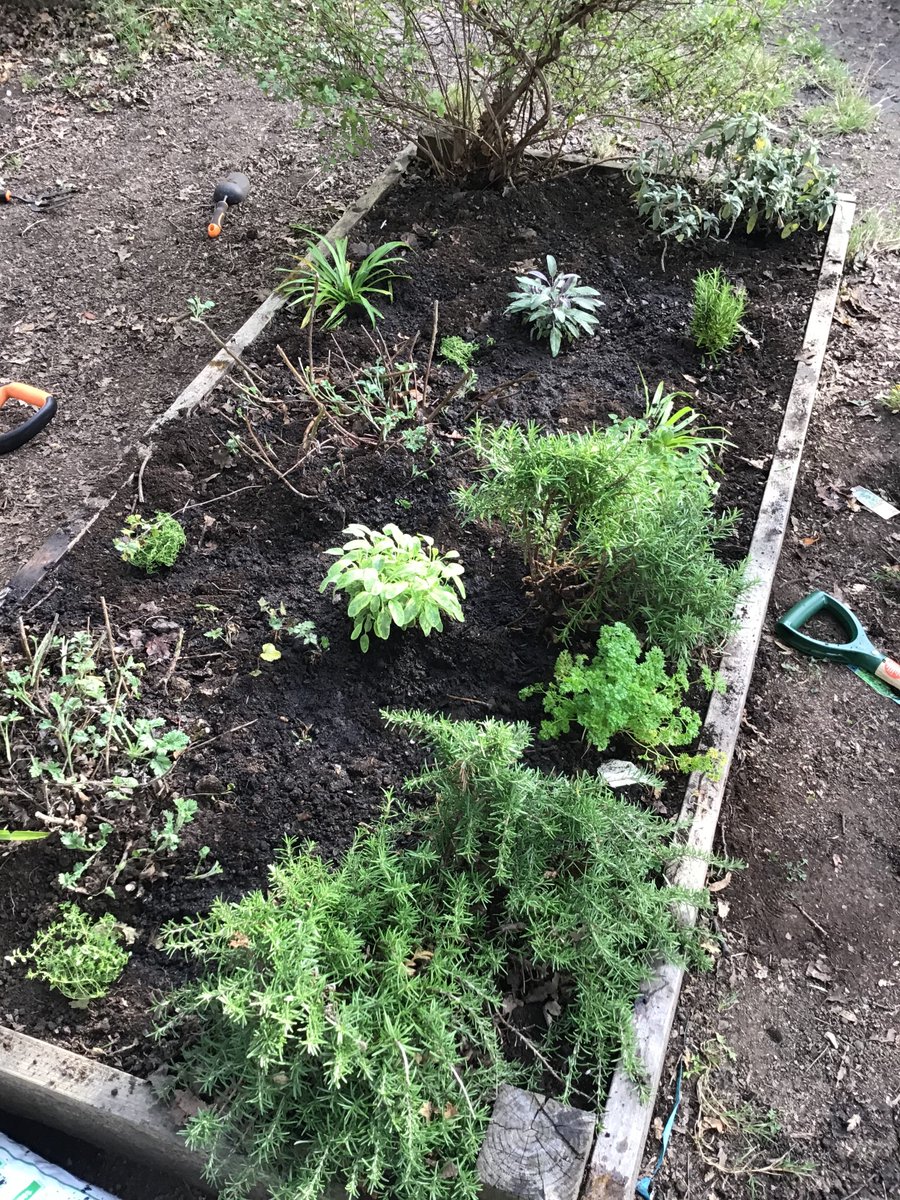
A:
[0,393,57,454]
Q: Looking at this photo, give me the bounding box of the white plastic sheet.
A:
[0,1132,120,1200]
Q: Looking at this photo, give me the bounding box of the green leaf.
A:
[259,643,282,662]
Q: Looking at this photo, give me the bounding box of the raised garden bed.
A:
[0,154,853,1199]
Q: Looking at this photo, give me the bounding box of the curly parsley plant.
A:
[521,622,702,760]
[506,255,604,356]
[320,523,465,651]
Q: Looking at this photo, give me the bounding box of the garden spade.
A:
[775,590,900,694]
[207,171,250,238]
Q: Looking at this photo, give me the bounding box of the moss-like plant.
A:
[17,904,130,1003]
[115,511,186,573]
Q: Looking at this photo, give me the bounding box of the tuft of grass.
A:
[848,207,900,264]
[806,79,879,135]
[690,268,746,362]
[880,384,900,413]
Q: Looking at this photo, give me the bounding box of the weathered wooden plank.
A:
[584,191,857,1199]
[0,1027,211,1189]
[477,1085,596,1200]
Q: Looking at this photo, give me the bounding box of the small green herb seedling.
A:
[320,523,465,651]
[506,255,604,356]
[881,384,900,413]
[0,828,49,843]
[691,268,746,362]
[16,904,130,1003]
[258,598,328,662]
[280,233,408,329]
[115,512,186,573]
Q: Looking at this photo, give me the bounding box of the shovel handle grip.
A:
[0,383,57,454]
[875,658,900,692]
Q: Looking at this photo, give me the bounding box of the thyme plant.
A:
[17,904,130,1003]
[115,512,186,573]
[158,711,715,1200]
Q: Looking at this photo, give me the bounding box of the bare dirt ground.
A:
[0,1,394,587]
[649,3,900,1197]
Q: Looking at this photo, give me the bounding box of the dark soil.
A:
[0,165,825,1082]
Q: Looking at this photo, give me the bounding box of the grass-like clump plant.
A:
[805,79,879,136]
[157,710,717,1200]
[457,386,743,660]
[847,205,900,265]
[16,903,130,1004]
[321,523,465,651]
[280,233,408,329]
[506,255,604,356]
[881,384,900,414]
[115,511,186,573]
[691,267,746,362]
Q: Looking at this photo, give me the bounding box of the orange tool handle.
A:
[0,382,50,409]
[208,199,229,238]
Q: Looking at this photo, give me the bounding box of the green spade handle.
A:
[775,591,900,691]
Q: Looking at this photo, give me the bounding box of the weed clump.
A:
[691,268,746,361]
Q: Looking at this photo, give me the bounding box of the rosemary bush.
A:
[159,711,713,1200]
[457,394,744,658]
[690,268,746,361]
